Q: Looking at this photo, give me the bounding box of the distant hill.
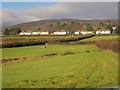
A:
[2,19,118,34]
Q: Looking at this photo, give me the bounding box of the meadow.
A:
[2,35,118,88]
[78,35,118,43]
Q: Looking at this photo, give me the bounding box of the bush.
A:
[2,38,46,48]
[96,39,119,53]
[1,35,94,48]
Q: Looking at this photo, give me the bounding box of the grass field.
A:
[2,43,118,88]
[79,35,118,42]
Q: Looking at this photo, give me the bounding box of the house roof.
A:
[96,30,110,32]
[75,29,86,32]
[96,29,109,31]
[55,29,66,32]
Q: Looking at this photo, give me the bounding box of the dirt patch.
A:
[41,53,58,57]
[61,51,75,56]
[2,53,58,64]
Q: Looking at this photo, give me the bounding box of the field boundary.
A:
[1,35,94,48]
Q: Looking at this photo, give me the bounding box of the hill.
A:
[3,19,118,35]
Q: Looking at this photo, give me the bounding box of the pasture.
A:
[2,35,118,88]
[79,35,118,42]
[2,45,118,88]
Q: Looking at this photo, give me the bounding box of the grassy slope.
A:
[79,36,118,42]
[2,44,118,88]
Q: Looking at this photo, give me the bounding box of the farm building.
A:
[74,30,93,35]
[53,29,67,35]
[32,32,40,35]
[19,31,49,35]
[96,30,110,35]
[74,31,80,35]
[80,31,93,35]
[19,32,32,35]
[39,32,49,35]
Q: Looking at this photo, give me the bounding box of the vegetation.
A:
[2,35,118,88]
[78,36,118,42]
[3,28,9,35]
[1,35,94,48]
[86,24,93,31]
[2,44,118,88]
[105,25,113,33]
[115,26,120,35]
[3,28,22,35]
[96,39,119,53]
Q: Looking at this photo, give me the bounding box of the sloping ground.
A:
[2,44,118,88]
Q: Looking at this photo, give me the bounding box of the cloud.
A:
[56,0,119,2]
[2,2,118,26]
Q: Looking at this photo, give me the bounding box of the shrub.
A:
[96,39,119,53]
[1,35,94,48]
[2,38,46,48]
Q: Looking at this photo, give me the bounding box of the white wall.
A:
[53,32,66,35]
[96,31,110,34]
[40,32,49,35]
[74,32,80,34]
[80,31,93,35]
[19,32,32,35]
[19,32,49,35]
[32,32,40,35]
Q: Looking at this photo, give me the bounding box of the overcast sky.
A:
[2,0,120,2]
[1,2,118,26]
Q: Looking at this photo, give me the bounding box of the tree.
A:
[9,28,22,35]
[86,24,93,31]
[16,28,21,34]
[106,25,113,33]
[4,28,9,35]
[38,27,41,31]
[99,22,105,26]
[115,26,120,35]
[49,24,53,27]
[61,23,67,28]
[97,27,101,30]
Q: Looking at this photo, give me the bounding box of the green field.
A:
[2,36,118,88]
[79,35,118,42]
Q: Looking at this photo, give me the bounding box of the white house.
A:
[75,30,93,35]
[53,30,67,35]
[39,32,49,35]
[75,29,93,35]
[80,31,93,35]
[19,31,49,35]
[74,29,82,35]
[19,32,32,35]
[96,30,110,35]
[32,32,40,35]
[74,31,80,35]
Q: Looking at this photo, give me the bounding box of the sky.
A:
[1,0,120,2]
[1,2,118,26]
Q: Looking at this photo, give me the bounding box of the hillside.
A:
[3,19,118,34]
